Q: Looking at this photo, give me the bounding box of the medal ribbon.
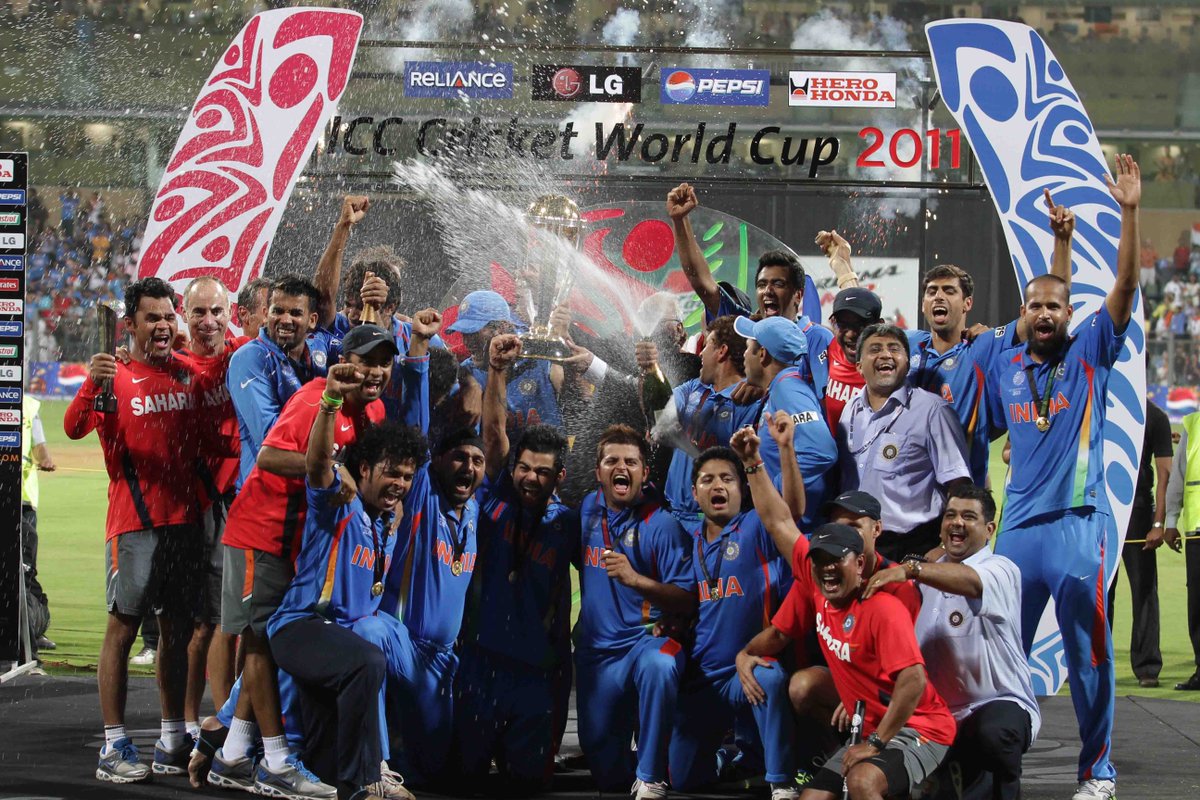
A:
[446,512,467,566]
[696,522,737,598]
[1024,362,1058,428]
[371,519,388,595]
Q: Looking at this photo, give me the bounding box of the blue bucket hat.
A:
[446,290,517,335]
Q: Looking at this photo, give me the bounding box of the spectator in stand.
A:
[59,190,81,239]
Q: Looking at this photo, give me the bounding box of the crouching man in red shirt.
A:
[797,522,956,800]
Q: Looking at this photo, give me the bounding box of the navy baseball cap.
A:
[824,490,882,521]
[446,290,517,335]
[831,288,882,323]
[341,323,399,357]
[808,523,865,559]
[732,315,808,365]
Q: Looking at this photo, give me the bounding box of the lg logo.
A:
[552,68,583,99]
[534,64,641,103]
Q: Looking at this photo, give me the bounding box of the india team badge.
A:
[881,443,899,461]
[843,614,855,632]
[723,541,740,561]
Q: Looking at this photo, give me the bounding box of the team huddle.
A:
[69,156,1143,800]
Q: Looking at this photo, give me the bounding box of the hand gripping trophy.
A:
[516,194,584,361]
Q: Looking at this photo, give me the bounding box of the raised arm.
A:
[764,410,806,526]
[483,333,522,480]
[313,195,370,329]
[815,229,858,289]
[731,425,800,561]
[1045,188,1075,283]
[400,308,441,434]
[667,183,721,315]
[1104,154,1141,330]
[306,363,362,488]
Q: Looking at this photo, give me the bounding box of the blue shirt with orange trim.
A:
[575,487,695,652]
[463,357,564,435]
[687,510,792,682]
[381,463,479,647]
[462,473,578,669]
[268,469,396,636]
[987,305,1127,529]
[756,366,838,530]
[327,313,446,421]
[906,323,1016,486]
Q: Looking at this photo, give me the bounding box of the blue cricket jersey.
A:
[688,510,792,682]
[988,306,1127,529]
[906,323,1016,485]
[381,463,479,647]
[663,379,761,522]
[707,283,832,396]
[268,470,397,636]
[327,313,446,421]
[463,357,564,433]
[756,367,838,530]
[227,329,332,488]
[575,488,695,652]
[462,473,578,669]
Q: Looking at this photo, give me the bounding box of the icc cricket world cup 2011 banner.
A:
[926,20,1146,694]
[138,8,364,311]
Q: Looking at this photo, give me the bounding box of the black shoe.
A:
[1138,677,1160,688]
[36,636,56,651]
[1174,673,1200,691]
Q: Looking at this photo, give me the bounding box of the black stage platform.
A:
[2,676,1198,799]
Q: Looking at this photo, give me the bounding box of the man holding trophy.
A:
[64,277,208,782]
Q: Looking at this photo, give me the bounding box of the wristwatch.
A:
[904,558,923,582]
[1152,522,1164,529]
[865,732,886,751]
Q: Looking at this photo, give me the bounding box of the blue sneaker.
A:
[207,747,257,792]
[253,754,337,799]
[153,739,192,775]
[96,737,151,784]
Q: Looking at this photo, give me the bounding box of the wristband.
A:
[865,732,886,751]
[321,393,343,410]
[743,461,765,474]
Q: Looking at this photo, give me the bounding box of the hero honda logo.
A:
[404,61,513,99]
[0,298,22,313]
[0,409,17,426]
[789,71,897,108]
[532,64,641,103]
[661,68,770,107]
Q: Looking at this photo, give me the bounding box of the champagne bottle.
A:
[640,342,673,426]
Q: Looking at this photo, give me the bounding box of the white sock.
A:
[262,735,290,771]
[103,724,127,752]
[222,717,257,762]
[186,720,200,740]
[160,718,187,750]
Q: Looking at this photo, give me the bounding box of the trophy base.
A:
[518,333,572,362]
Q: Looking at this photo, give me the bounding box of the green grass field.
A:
[29,400,1199,701]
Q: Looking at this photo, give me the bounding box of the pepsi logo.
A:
[552,68,583,99]
[665,70,696,102]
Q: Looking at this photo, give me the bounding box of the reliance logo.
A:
[405,61,514,99]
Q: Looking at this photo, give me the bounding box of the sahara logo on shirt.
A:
[130,392,196,416]
[815,610,852,662]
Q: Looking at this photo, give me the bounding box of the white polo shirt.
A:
[914,547,1041,739]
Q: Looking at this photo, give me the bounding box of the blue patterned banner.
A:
[926,19,1146,695]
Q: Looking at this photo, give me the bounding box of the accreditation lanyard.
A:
[696,521,737,601]
[847,395,908,457]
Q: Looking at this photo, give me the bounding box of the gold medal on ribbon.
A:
[451,559,464,576]
[371,581,383,597]
[710,582,722,601]
[1035,416,1050,433]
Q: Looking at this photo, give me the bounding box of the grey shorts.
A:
[220,546,293,638]
[104,525,204,619]
[811,726,950,796]
[198,493,234,625]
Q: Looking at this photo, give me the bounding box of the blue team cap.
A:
[732,315,808,365]
[446,290,517,335]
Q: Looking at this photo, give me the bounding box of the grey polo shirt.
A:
[836,384,970,534]
[914,548,1041,739]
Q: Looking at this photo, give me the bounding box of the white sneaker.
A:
[368,760,415,800]
[631,778,668,799]
[770,782,801,800]
[1072,778,1116,800]
[130,646,156,666]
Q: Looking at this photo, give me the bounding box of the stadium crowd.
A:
[57,155,1195,800]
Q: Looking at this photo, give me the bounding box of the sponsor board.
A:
[405,61,514,99]
[0,159,12,182]
[0,409,18,426]
[0,232,24,249]
[0,430,18,448]
[0,320,22,338]
[0,364,21,382]
[531,64,641,103]
[0,345,16,358]
[789,71,897,108]
[0,255,22,270]
[0,277,19,292]
[0,211,19,225]
[0,299,21,314]
[0,189,25,204]
[661,68,770,106]
[0,386,20,404]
